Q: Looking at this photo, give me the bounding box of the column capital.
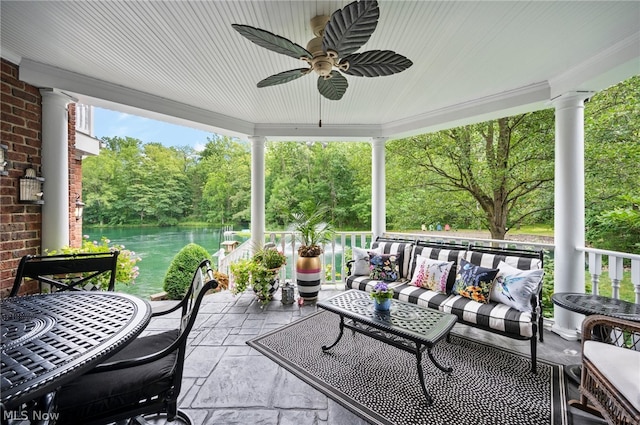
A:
[370,137,388,147]
[248,135,266,145]
[39,88,77,104]
[551,91,594,109]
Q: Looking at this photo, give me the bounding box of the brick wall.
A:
[1,58,43,296]
[0,58,82,297]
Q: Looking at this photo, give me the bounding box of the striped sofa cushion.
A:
[407,246,467,292]
[441,295,535,337]
[465,251,542,271]
[370,240,414,279]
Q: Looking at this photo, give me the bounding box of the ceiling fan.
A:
[232,0,412,101]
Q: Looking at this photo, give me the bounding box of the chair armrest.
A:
[582,315,640,349]
[345,260,354,276]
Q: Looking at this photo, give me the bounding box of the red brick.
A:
[12,88,38,104]
[1,112,25,126]
[14,126,38,139]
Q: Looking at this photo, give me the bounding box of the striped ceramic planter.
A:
[296,256,322,300]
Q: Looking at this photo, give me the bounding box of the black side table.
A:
[552,292,640,384]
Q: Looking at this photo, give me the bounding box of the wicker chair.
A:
[570,315,640,425]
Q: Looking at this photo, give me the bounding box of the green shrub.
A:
[163,243,211,299]
[47,236,141,290]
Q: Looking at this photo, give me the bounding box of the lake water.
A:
[84,227,247,298]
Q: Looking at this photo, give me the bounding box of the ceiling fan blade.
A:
[257,68,310,88]
[232,24,312,60]
[317,71,348,101]
[322,0,379,57]
[341,50,413,77]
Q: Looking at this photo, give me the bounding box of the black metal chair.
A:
[54,259,218,425]
[10,252,120,296]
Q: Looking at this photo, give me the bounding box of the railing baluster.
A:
[609,255,623,300]
[588,252,602,295]
[632,259,640,304]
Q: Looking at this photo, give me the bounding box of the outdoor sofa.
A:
[345,236,545,373]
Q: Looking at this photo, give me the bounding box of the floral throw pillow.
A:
[410,256,453,293]
[491,261,544,312]
[369,254,399,282]
[351,247,381,276]
[452,258,499,304]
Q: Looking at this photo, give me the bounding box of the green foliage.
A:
[540,252,554,318]
[230,246,286,304]
[47,236,141,289]
[387,113,555,239]
[289,205,335,257]
[163,243,211,299]
[586,195,640,254]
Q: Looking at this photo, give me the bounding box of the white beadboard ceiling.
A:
[1,1,639,141]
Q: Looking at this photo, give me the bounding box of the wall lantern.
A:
[18,165,44,204]
[0,144,8,176]
[75,194,85,221]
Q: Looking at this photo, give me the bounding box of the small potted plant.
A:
[370,282,394,311]
[230,246,286,305]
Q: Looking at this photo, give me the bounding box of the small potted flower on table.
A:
[370,282,394,311]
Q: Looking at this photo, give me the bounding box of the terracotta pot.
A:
[296,256,322,300]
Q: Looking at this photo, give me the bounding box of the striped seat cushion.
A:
[394,284,451,310]
[345,275,406,294]
[440,295,535,338]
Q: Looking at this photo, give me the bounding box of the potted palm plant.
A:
[290,206,334,300]
[230,246,286,305]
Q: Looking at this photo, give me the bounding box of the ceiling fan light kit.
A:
[232,0,412,101]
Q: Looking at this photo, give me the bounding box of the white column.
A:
[551,91,593,340]
[371,137,387,240]
[249,136,266,254]
[40,88,77,252]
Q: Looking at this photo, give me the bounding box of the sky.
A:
[93,107,214,151]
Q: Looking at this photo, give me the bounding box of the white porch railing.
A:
[579,246,640,303]
[219,230,640,304]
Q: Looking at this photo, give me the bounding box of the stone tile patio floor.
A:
[148,287,606,425]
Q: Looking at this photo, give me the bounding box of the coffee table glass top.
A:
[318,290,457,342]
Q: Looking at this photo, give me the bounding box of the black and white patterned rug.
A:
[247,311,568,425]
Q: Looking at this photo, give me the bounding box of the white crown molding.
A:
[0,48,22,66]
[381,82,551,139]
[549,32,640,99]
[18,59,256,139]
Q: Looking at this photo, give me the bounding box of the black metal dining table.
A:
[552,292,640,322]
[1,291,152,414]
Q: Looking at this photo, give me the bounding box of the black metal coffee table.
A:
[317,290,457,405]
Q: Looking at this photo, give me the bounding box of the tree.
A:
[388,112,555,239]
[584,75,640,251]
